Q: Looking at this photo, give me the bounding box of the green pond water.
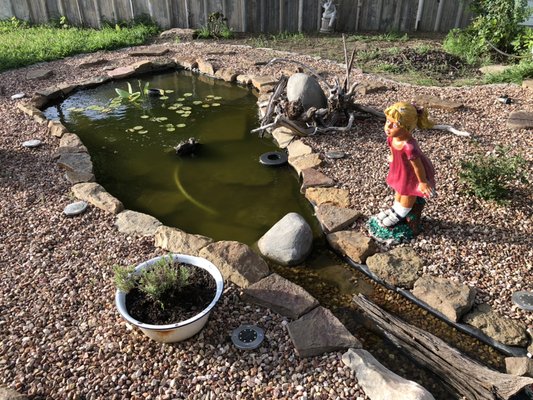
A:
[44,70,320,244]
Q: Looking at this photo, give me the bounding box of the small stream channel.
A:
[44,70,509,400]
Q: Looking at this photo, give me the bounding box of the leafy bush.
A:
[483,59,533,84]
[459,146,528,202]
[444,0,532,63]
[114,256,191,308]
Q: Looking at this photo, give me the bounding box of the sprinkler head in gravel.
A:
[512,291,533,311]
[231,325,265,350]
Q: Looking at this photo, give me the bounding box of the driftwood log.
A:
[353,295,533,400]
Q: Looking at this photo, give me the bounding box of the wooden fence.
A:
[0,0,472,33]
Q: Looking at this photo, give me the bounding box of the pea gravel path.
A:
[1,39,531,399]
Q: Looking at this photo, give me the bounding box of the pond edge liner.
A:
[343,257,527,358]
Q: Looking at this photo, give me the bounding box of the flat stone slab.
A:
[479,64,513,74]
[365,247,423,289]
[507,111,533,129]
[26,69,53,80]
[356,82,390,96]
[301,168,335,190]
[289,153,322,176]
[523,79,533,90]
[197,59,216,75]
[271,126,295,148]
[251,75,278,91]
[412,275,476,322]
[243,273,319,319]
[412,94,463,111]
[315,204,360,233]
[199,241,269,288]
[129,47,169,57]
[48,121,68,138]
[57,153,94,184]
[463,303,528,346]
[215,68,239,82]
[287,306,361,357]
[106,66,135,79]
[304,187,350,208]
[115,210,162,237]
[287,140,313,160]
[71,182,124,214]
[0,387,28,400]
[505,357,533,377]
[342,348,435,400]
[325,151,346,160]
[327,230,377,263]
[79,58,109,69]
[63,201,88,216]
[154,225,213,256]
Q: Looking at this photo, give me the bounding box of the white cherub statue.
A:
[322,0,337,28]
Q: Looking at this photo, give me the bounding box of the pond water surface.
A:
[45,70,320,244]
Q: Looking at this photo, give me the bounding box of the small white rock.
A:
[11,92,26,100]
[22,139,42,148]
[63,201,88,216]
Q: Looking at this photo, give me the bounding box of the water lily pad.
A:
[168,106,177,110]
[182,106,192,111]
[214,96,222,100]
[87,105,104,111]
[211,103,221,107]
[175,110,184,114]
[133,126,144,130]
[176,123,186,128]
[206,95,215,98]
[183,93,193,97]
[193,101,203,105]
[202,104,210,108]
[73,108,84,112]
[167,127,176,132]
[138,130,148,134]
[158,117,168,121]
[160,96,169,100]
[177,97,185,101]
[102,108,112,113]
[164,90,174,93]
[141,115,150,119]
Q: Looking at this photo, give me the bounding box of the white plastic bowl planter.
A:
[115,254,224,343]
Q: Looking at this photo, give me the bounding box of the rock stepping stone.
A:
[26,69,54,80]
[11,92,25,100]
[63,201,88,216]
[301,168,335,190]
[315,204,361,233]
[511,291,533,311]
[243,273,319,319]
[365,246,423,289]
[325,151,346,159]
[412,94,463,111]
[287,306,361,357]
[326,230,377,264]
[507,111,533,130]
[129,47,169,57]
[22,139,42,148]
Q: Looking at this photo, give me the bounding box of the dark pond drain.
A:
[231,325,265,350]
[512,291,533,311]
[259,151,288,166]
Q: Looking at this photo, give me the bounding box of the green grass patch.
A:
[0,19,158,72]
[483,61,533,85]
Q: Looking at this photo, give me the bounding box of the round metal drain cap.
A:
[512,291,533,311]
[231,325,265,350]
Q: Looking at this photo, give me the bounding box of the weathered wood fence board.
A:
[0,0,472,33]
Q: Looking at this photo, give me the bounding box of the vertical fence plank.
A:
[297,0,303,32]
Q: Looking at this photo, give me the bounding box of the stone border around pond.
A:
[15,47,530,364]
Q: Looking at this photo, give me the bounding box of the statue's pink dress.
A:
[386,136,435,197]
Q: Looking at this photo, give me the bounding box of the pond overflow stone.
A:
[63,201,88,216]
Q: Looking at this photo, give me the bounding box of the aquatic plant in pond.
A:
[45,70,319,244]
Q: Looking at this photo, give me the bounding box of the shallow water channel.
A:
[44,70,504,399]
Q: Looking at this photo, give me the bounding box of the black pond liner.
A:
[344,257,527,357]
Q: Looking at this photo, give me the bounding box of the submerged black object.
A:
[259,151,288,166]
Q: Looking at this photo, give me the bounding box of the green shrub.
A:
[483,60,533,84]
[459,146,528,202]
[113,256,191,308]
[195,12,233,39]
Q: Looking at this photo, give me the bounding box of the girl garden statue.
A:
[367,102,436,245]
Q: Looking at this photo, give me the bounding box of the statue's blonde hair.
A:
[384,102,434,132]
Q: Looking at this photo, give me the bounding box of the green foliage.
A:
[113,264,137,293]
[0,18,158,72]
[114,255,191,309]
[195,12,233,39]
[348,32,409,42]
[459,146,528,203]
[483,60,533,84]
[115,80,151,103]
[444,0,532,62]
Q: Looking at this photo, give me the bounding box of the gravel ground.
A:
[0,39,531,399]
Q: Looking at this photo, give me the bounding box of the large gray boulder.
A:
[342,348,435,400]
[257,212,313,266]
[286,73,327,111]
